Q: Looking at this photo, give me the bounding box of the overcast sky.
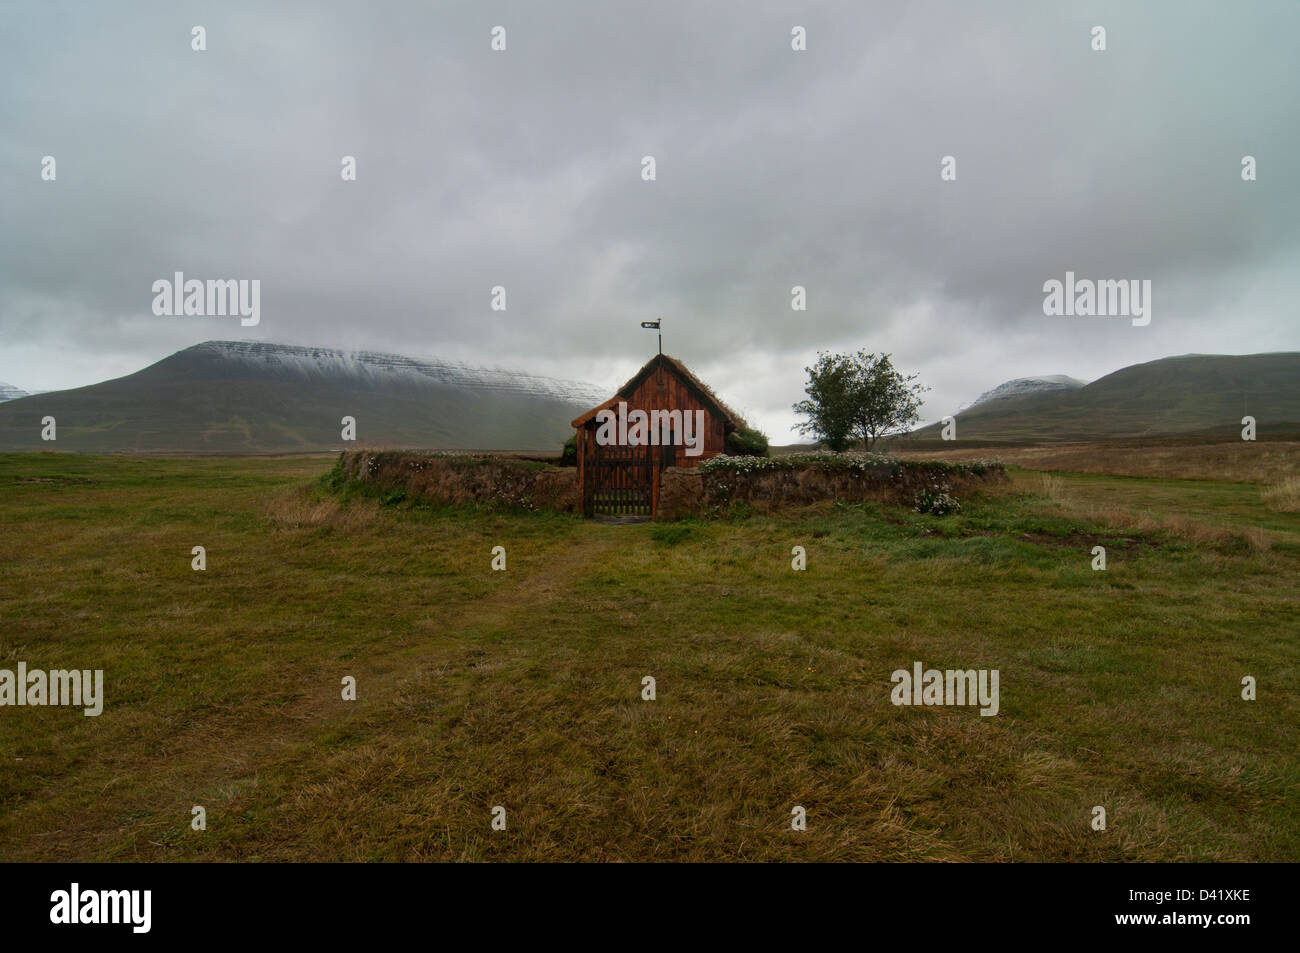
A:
[2,1,1297,441]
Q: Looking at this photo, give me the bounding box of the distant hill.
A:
[0,341,608,453]
[0,382,29,402]
[957,375,1085,412]
[915,353,1300,442]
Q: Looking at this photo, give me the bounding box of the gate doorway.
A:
[586,442,652,517]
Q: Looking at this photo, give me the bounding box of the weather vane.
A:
[641,318,662,354]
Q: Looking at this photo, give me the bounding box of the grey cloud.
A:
[2,0,1296,439]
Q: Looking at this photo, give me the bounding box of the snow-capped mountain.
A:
[916,353,1300,442]
[0,382,30,402]
[192,341,609,405]
[957,375,1086,412]
[0,341,610,453]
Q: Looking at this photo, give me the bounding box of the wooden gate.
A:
[586,442,652,517]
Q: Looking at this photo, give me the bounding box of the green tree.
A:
[792,352,858,452]
[848,351,929,450]
[793,350,929,451]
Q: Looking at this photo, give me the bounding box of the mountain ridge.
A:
[916,352,1300,442]
[185,341,609,404]
[0,341,609,453]
[957,375,1086,412]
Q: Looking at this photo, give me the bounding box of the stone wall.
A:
[336,450,578,512]
[334,450,1004,520]
[655,456,1006,519]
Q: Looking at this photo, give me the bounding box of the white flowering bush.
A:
[914,481,961,516]
[699,451,1003,482]
[699,451,902,475]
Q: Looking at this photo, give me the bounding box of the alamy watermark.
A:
[50,884,150,933]
[152,272,260,326]
[891,661,999,716]
[594,401,707,457]
[1043,271,1150,327]
[0,663,103,716]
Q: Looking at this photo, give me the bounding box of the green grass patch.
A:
[0,452,1295,862]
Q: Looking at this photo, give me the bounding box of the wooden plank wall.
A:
[625,364,727,467]
[575,362,730,516]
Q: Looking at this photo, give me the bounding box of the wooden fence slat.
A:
[587,438,652,517]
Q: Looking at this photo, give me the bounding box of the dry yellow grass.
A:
[266,484,380,532]
[1082,505,1272,552]
[1010,471,1277,552]
[1262,476,1300,513]
[1034,473,1068,504]
[899,439,1300,484]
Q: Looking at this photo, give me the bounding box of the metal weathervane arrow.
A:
[641,318,662,354]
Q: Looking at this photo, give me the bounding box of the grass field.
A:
[896,438,1300,485]
[1,450,1296,861]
